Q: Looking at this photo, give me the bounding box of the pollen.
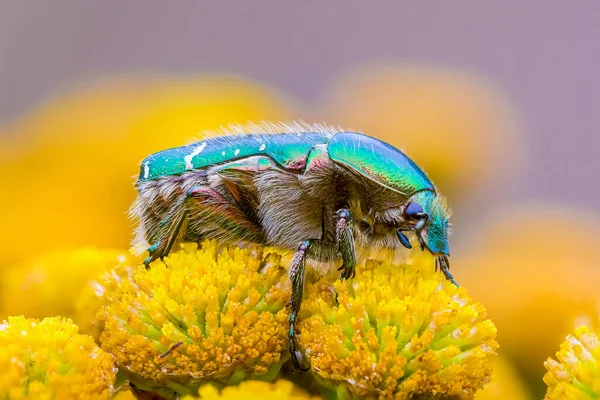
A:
[95,241,292,397]
[296,252,498,399]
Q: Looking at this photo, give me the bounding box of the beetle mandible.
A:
[130,122,457,371]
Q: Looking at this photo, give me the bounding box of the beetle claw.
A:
[289,333,310,372]
[437,255,459,287]
[339,264,355,281]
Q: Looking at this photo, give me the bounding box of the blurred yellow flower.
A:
[456,205,600,395]
[544,326,600,399]
[181,380,316,400]
[0,316,117,399]
[0,74,299,266]
[319,64,521,200]
[0,247,133,321]
[96,241,291,398]
[74,255,137,340]
[475,356,531,400]
[296,253,498,399]
[113,390,138,400]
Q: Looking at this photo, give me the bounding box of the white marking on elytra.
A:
[143,161,150,179]
[259,143,266,151]
[234,149,240,156]
[221,151,225,156]
[184,142,207,169]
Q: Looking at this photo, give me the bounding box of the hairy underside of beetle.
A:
[131,163,411,275]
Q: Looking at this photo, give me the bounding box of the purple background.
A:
[1,1,599,214]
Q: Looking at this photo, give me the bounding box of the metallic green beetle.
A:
[130,122,456,371]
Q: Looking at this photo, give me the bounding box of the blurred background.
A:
[1,2,599,398]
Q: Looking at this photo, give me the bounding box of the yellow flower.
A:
[544,326,600,399]
[296,253,498,399]
[456,205,600,396]
[97,241,292,398]
[0,248,134,321]
[0,316,117,399]
[181,380,316,400]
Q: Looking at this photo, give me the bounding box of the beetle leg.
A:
[437,255,459,287]
[144,185,206,267]
[286,210,355,371]
[287,240,311,372]
[335,209,356,281]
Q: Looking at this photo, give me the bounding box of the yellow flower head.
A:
[182,380,315,400]
[97,241,291,398]
[0,248,132,321]
[0,316,117,399]
[544,326,600,399]
[297,254,498,399]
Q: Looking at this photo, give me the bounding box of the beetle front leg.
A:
[336,209,356,281]
[437,255,459,287]
[144,185,214,267]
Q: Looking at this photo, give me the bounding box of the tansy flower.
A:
[0,316,117,399]
[181,380,316,400]
[456,206,600,395]
[296,253,498,399]
[96,241,291,398]
[0,248,134,321]
[544,326,600,399]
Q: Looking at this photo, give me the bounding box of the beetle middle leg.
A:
[287,240,311,371]
[287,208,356,371]
[335,209,356,280]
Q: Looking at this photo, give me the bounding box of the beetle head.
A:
[397,190,451,256]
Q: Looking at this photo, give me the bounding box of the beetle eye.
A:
[404,202,424,218]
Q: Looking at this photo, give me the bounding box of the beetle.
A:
[130,122,456,371]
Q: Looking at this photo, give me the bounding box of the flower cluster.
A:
[0,316,117,399]
[0,241,501,399]
[95,241,292,398]
[544,326,600,399]
[297,254,498,399]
